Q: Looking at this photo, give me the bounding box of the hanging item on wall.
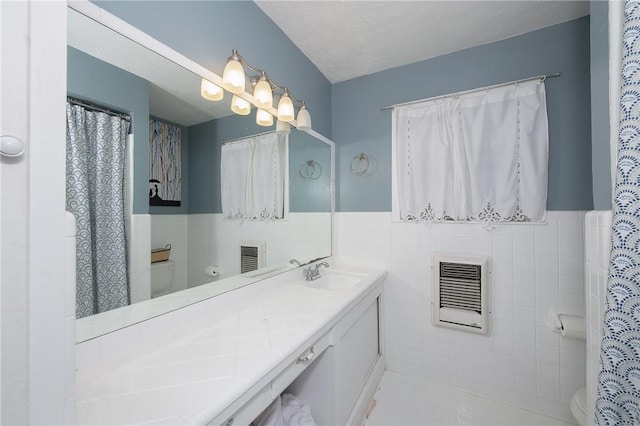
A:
[298,160,322,179]
[350,153,376,176]
[149,119,181,206]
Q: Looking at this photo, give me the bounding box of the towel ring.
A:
[299,160,322,179]
[350,153,372,176]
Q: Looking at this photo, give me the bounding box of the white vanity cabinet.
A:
[212,292,383,426]
[76,265,386,426]
[286,297,381,426]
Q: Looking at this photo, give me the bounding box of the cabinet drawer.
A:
[271,332,331,399]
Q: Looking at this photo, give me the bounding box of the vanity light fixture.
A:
[253,71,273,110]
[277,89,295,122]
[256,109,274,127]
[231,95,251,115]
[219,48,312,130]
[222,49,245,94]
[296,102,312,131]
[276,119,291,135]
[200,79,224,101]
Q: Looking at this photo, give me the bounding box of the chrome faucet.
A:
[304,262,329,281]
[289,258,302,267]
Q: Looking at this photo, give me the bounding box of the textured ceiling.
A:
[255,1,590,83]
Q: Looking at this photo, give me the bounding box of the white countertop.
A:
[76,264,385,425]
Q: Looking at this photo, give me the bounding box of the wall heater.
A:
[432,254,491,335]
[240,241,266,274]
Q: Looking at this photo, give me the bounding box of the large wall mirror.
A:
[68,4,333,342]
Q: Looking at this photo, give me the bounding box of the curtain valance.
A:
[393,80,549,228]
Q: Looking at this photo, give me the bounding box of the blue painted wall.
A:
[67,47,150,214]
[94,0,332,139]
[590,2,611,209]
[332,17,593,212]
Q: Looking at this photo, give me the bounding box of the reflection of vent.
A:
[241,241,266,274]
[432,254,490,335]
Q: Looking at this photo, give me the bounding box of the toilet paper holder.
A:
[551,312,586,340]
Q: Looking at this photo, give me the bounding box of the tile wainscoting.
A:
[584,211,611,424]
[335,211,586,422]
[130,213,331,292]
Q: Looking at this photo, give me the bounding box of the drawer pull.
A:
[296,347,315,364]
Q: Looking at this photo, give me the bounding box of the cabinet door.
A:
[335,300,379,424]
[285,298,380,426]
[285,348,336,425]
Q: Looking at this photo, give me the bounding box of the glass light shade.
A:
[231,95,251,115]
[296,106,312,131]
[222,59,245,94]
[277,93,295,122]
[200,79,224,101]
[253,79,273,109]
[276,119,291,135]
[256,109,274,127]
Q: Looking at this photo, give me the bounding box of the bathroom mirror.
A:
[68,4,333,342]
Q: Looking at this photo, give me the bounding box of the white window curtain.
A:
[393,79,548,228]
[221,132,287,221]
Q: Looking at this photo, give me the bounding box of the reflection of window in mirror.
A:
[221,131,288,221]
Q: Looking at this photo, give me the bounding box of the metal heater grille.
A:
[432,254,490,335]
[240,241,265,274]
[439,262,482,313]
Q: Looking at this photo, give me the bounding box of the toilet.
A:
[150,260,175,298]
[570,387,587,426]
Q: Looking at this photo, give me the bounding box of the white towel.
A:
[281,393,317,426]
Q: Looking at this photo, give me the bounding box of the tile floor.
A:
[365,371,576,426]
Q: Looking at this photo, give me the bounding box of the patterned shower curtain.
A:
[66,102,130,318]
[596,1,640,423]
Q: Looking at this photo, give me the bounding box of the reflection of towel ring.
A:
[299,160,322,179]
[350,153,372,176]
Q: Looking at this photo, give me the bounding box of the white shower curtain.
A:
[393,80,548,227]
[221,132,287,220]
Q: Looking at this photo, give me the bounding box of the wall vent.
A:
[432,254,491,335]
[240,241,266,274]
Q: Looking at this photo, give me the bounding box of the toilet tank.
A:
[150,260,175,298]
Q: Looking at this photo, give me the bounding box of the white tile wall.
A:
[584,210,612,424]
[335,211,586,422]
[130,214,151,303]
[187,213,331,287]
[151,215,189,294]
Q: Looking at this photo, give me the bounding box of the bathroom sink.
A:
[304,271,360,292]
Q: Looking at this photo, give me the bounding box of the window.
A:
[392,80,548,228]
[221,131,288,221]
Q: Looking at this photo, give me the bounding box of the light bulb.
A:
[200,79,224,101]
[277,91,295,122]
[296,103,312,131]
[253,76,273,109]
[276,119,291,135]
[222,58,245,94]
[256,109,274,127]
[231,95,251,115]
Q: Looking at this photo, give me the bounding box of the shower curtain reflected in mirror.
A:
[66,101,130,318]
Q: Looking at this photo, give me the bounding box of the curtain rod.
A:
[67,97,131,121]
[219,130,278,145]
[380,72,561,111]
